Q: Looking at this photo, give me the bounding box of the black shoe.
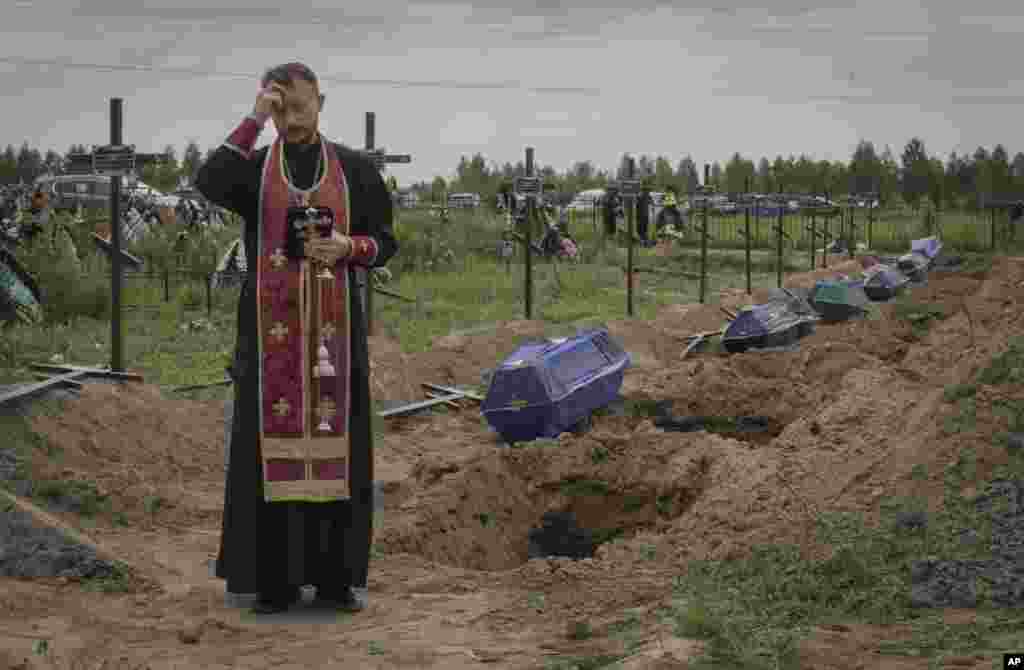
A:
[316,585,366,612]
[250,588,300,614]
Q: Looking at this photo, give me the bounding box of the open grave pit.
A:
[375,426,720,571]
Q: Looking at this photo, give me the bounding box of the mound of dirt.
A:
[24,383,226,532]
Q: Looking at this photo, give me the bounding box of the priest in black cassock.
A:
[195,62,397,615]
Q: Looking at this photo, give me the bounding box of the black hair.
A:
[261,62,320,91]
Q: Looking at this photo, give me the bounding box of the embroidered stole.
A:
[256,136,353,503]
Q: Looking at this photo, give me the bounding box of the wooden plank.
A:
[0,371,88,406]
[421,383,484,402]
[30,372,84,389]
[28,363,143,382]
[374,286,415,303]
[684,328,726,341]
[169,379,232,393]
[425,391,461,409]
[377,393,467,418]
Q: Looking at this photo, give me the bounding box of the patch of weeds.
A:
[143,495,164,515]
[32,479,110,517]
[621,495,646,512]
[590,446,610,464]
[560,479,610,497]
[942,383,977,403]
[977,337,1024,385]
[82,561,133,593]
[624,398,667,419]
[606,610,645,654]
[959,253,994,276]
[892,297,947,339]
[993,398,1024,434]
[591,528,624,545]
[878,611,1024,661]
[655,494,673,516]
[527,592,546,610]
[942,396,977,435]
[112,511,129,526]
[639,544,656,561]
[369,544,384,560]
[567,621,593,640]
[476,511,494,528]
[367,641,385,656]
[910,464,928,481]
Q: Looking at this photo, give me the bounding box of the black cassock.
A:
[195,139,397,597]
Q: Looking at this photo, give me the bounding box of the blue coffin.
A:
[863,264,910,301]
[911,236,942,262]
[481,329,630,443]
[722,300,813,353]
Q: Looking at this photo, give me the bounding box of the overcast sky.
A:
[1,0,1020,184]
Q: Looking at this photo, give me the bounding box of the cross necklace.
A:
[282,138,325,208]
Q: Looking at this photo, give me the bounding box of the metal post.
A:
[776,185,784,288]
[626,158,635,317]
[744,176,751,295]
[109,98,124,373]
[991,206,996,251]
[363,112,376,336]
[822,211,829,269]
[699,164,709,304]
[524,147,534,320]
[810,189,818,270]
[867,200,873,249]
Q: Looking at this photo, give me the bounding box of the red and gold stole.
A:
[256,135,352,503]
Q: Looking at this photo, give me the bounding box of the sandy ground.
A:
[2,253,1023,669]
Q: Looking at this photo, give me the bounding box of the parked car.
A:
[568,189,605,212]
[34,174,171,213]
[447,192,481,209]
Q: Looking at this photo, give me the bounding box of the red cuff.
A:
[345,236,379,266]
[224,116,265,158]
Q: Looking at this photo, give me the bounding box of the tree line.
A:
[3,137,1022,212]
[415,139,1024,212]
[0,141,214,195]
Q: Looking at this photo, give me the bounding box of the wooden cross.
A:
[269,322,289,342]
[361,111,411,337]
[269,248,287,269]
[272,397,291,417]
[66,99,171,374]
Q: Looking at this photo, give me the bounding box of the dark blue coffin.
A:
[863,264,910,301]
[723,300,812,353]
[481,329,630,443]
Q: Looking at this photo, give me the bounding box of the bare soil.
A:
[2,254,1022,669]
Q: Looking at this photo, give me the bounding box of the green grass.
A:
[892,295,948,340]
[560,479,611,497]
